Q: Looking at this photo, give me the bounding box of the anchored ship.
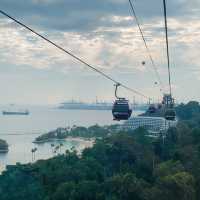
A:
[2,110,29,115]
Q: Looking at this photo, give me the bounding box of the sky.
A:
[0,0,199,105]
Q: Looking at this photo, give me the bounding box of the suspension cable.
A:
[163,0,172,96]
[128,0,164,93]
[0,9,150,100]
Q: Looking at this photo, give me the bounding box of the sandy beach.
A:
[65,137,95,154]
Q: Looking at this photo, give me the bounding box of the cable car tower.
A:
[162,0,176,121]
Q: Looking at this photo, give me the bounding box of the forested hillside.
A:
[1,102,200,200]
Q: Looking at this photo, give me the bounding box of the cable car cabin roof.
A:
[113,102,130,107]
[149,104,156,108]
[114,98,128,101]
[114,99,130,104]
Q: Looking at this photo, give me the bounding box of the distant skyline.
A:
[0,0,199,105]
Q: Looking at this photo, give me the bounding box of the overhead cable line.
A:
[163,0,172,96]
[128,0,164,92]
[0,9,150,100]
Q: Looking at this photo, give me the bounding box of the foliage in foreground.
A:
[1,101,200,200]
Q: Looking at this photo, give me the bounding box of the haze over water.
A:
[0,105,142,172]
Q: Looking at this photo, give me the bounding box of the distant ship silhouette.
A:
[2,110,29,115]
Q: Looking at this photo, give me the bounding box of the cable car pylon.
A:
[163,0,176,121]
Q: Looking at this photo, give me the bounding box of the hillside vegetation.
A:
[0,101,200,200]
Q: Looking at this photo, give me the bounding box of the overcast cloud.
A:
[0,0,199,104]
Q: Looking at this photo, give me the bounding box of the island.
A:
[0,139,9,153]
[33,124,120,144]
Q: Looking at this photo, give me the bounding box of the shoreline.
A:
[33,136,95,152]
[33,136,95,144]
[32,125,108,144]
[66,136,95,146]
[65,137,95,154]
[0,136,95,174]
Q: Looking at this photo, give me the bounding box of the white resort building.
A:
[122,116,177,134]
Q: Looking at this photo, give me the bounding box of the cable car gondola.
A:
[163,94,176,121]
[142,61,146,66]
[148,104,156,114]
[112,83,132,121]
[165,108,176,121]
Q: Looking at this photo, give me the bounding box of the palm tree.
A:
[50,143,55,155]
[59,143,63,153]
[31,147,38,162]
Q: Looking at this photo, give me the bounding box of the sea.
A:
[0,105,142,172]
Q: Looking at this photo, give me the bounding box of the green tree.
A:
[151,172,195,200]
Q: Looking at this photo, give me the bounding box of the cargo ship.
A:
[59,101,148,111]
[2,110,29,115]
[59,101,112,110]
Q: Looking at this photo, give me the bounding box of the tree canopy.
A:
[1,101,200,200]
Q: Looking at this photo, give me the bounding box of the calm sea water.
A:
[0,105,142,172]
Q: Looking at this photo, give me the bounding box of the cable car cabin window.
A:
[113,104,129,111]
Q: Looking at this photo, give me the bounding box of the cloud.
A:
[0,0,199,103]
[0,0,199,32]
